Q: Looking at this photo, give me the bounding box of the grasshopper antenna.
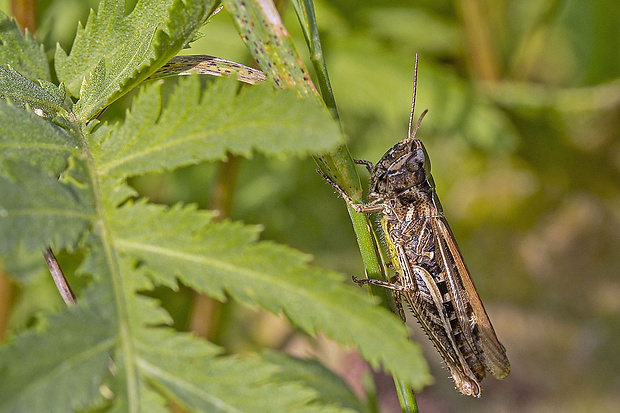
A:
[408,54,428,140]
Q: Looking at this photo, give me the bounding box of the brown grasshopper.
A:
[319,56,509,397]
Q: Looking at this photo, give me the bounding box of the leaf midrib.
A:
[137,357,244,413]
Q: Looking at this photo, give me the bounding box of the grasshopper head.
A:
[368,138,431,201]
[367,56,431,203]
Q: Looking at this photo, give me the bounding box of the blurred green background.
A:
[1,0,619,412]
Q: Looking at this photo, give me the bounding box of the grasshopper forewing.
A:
[319,56,509,396]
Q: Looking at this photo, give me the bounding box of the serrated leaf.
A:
[0,287,115,413]
[0,100,78,174]
[111,201,431,388]
[0,12,50,81]
[70,237,163,413]
[73,30,155,120]
[261,352,366,413]
[0,65,69,119]
[137,330,329,413]
[92,75,341,180]
[55,0,219,120]
[0,159,96,253]
[1,2,430,409]
[43,226,332,413]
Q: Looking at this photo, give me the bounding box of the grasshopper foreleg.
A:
[317,168,383,214]
[353,159,374,174]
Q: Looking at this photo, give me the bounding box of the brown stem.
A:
[42,247,76,306]
[0,268,14,340]
[458,0,500,81]
[209,155,241,220]
[11,0,36,33]
[187,155,240,339]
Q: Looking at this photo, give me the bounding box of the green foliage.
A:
[121,1,620,411]
[0,286,115,412]
[92,76,341,180]
[0,98,76,172]
[0,2,432,412]
[55,0,219,120]
[0,13,49,80]
[262,352,369,413]
[0,159,95,252]
[0,66,69,119]
[110,201,427,383]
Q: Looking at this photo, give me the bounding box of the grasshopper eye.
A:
[405,151,424,172]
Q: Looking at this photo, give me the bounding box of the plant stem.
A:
[42,247,76,306]
[295,0,339,120]
[458,0,500,81]
[0,267,13,340]
[294,0,391,298]
[394,376,419,413]
[295,0,417,408]
[11,0,36,32]
[188,155,240,340]
[225,0,420,405]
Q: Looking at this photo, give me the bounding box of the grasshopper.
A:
[319,56,510,397]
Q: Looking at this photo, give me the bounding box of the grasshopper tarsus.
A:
[317,168,346,199]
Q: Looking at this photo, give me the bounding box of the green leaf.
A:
[261,352,367,413]
[111,201,431,388]
[0,159,96,253]
[0,65,69,119]
[0,12,50,81]
[0,287,115,413]
[92,75,341,180]
[0,100,78,174]
[137,330,332,413]
[72,32,155,120]
[1,2,431,409]
[66,263,359,413]
[55,0,219,120]
[222,0,317,97]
